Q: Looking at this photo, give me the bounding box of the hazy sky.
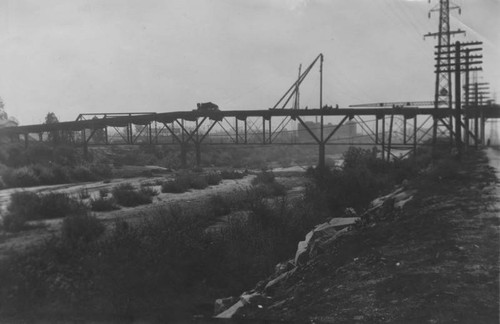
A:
[0,0,498,124]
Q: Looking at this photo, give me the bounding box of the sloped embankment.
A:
[219,151,499,323]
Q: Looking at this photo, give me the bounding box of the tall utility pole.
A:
[424,0,464,146]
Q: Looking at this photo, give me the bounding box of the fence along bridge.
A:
[0,52,499,168]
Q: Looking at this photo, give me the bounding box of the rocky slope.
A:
[216,150,499,323]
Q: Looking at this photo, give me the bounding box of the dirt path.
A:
[241,150,500,323]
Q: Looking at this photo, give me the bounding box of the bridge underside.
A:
[1,106,499,168]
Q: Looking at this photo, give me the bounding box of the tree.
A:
[45,112,60,143]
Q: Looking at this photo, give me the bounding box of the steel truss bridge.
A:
[0,104,498,168]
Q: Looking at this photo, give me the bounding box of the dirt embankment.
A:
[237,150,500,323]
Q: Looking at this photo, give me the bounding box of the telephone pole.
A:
[424,0,464,146]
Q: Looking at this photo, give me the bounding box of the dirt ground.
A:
[239,149,500,323]
[0,167,306,261]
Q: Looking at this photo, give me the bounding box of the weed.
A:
[221,169,247,180]
[99,188,109,198]
[189,175,209,189]
[251,170,275,186]
[161,179,189,193]
[140,186,159,197]
[61,213,105,246]
[3,191,87,232]
[78,187,90,200]
[206,172,222,186]
[112,183,153,207]
[90,197,120,212]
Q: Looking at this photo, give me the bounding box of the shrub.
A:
[139,186,159,197]
[78,188,90,200]
[251,170,275,186]
[61,213,105,246]
[220,169,246,180]
[37,192,87,219]
[2,166,40,188]
[189,175,208,190]
[112,183,153,207]
[51,165,71,183]
[2,212,29,232]
[161,179,189,193]
[206,172,222,186]
[71,165,95,182]
[3,191,87,231]
[89,163,112,179]
[90,197,120,212]
[208,194,232,217]
[99,188,109,198]
[255,181,286,197]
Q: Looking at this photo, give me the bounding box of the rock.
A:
[294,229,315,265]
[394,195,413,209]
[265,268,296,293]
[308,227,348,259]
[343,207,358,218]
[294,221,347,266]
[215,292,264,318]
[215,300,245,318]
[274,260,295,276]
[214,296,238,315]
[328,217,359,229]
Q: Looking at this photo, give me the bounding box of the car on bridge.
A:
[196,102,219,112]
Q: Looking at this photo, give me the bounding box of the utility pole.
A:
[424,0,464,147]
[435,41,483,157]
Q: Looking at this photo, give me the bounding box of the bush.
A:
[255,181,287,197]
[90,197,120,212]
[220,169,246,180]
[38,192,87,220]
[71,165,95,182]
[161,179,189,193]
[206,172,222,186]
[112,183,153,207]
[139,186,159,197]
[99,188,109,198]
[208,194,232,217]
[2,212,29,232]
[251,170,275,186]
[61,213,105,246]
[2,167,40,187]
[3,191,87,231]
[189,175,208,189]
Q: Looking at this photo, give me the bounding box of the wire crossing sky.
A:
[0,0,498,125]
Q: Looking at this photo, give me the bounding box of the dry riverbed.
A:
[0,166,307,261]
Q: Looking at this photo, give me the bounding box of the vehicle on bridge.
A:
[196,102,219,112]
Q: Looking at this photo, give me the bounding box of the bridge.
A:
[0,103,498,168]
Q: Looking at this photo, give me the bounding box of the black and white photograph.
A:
[0,0,499,322]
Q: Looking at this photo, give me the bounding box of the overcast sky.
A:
[0,0,498,125]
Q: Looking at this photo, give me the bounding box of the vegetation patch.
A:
[2,191,87,232]
[90,197,120,212]
[221,169,247,180]
[112,183,153,207]
[61,213,105,246]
